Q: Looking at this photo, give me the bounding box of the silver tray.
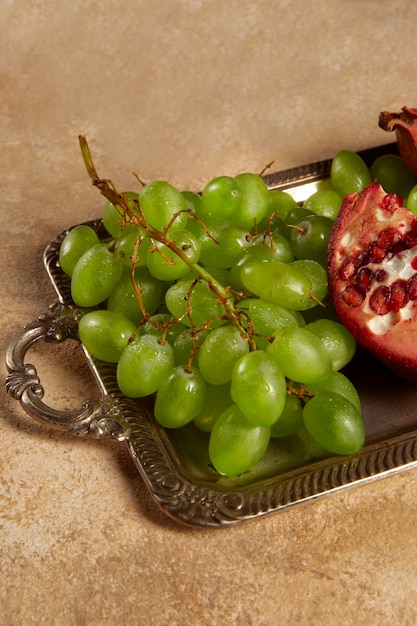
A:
[6,142,417,527]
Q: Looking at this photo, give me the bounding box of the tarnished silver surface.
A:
[6,142,417,527]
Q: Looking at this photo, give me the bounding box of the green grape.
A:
[289,259,328,310]
[232,173,270,229]
[78,310,136,363]
[59,225,100,276]
[303,189,342,220]
[193,382,232,432]
[136,314,185,345]
[306,318,356,371]
[138,180,189,231]
[304,370,361,415]
[146,229,201,280]
[406,184,417,215]
[208,404,271,475]
[103,200,123,237]
[303,391,365,455]
[139,313,175,337]
[172,327,209,366]
[165,279,230,329]
[266,433,313,470]
[257,213,288,238]
[289,215,334,267]
[116,334,174,398]
[237,298,304,350]
[330,150,371,197]
[178,266,231,286]
[107,267,162,325]
[297,426,331,460]
[206,267,232,284]
[102,191,140,236]
[185,213,219,248]
[71,243,123,307]
[230,351,287,426]
[370,154,416,199]
[154,365,206,428]
[229,244,278,291]
[240,260,313,310]
[266,189,298,221]
[229,237,293,292]
[182,190,202,214]
[198,325,249,385]
[162,318,187,345]
[197,220,251,269]
[187,216,250,271]
[267,326,332,384]
[171,327,193,363]
[284,206,315,237]
[270,393,304,438]
[250,232,294,263]
[114,225,150,267]
[199,176,242,219]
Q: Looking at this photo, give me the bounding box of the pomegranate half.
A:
[327,180,417,382]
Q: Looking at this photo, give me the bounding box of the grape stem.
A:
[130,237,150,324]
[78,135,254,344]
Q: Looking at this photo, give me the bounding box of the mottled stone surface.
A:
[2,1,417,624]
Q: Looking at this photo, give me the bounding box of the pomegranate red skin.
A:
[328,180,417,382]
[379,107,417,179]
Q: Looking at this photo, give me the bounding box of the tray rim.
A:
[20,141,417,526]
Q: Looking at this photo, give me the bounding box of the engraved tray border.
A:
[8,141,417,527]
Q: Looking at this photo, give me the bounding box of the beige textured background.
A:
[2,1,417,624]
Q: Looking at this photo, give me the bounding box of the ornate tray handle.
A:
[5,304,130,441]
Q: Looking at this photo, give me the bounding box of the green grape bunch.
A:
[57,136,381,477]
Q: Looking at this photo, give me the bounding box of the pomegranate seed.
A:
[357,250,370,267]
[411,218,417,233]
[411,256,417,270]
[342,285,365,307]
[369,285,391,315]
[369,242,386,262]
[374,269,388,282]
[407,274,417,300]
[356,267,373,292]
[376,227,402,250]
[403,232,417,249]
[390,280,409,312]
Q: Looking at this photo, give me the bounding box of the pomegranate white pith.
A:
[328,181,417,382]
